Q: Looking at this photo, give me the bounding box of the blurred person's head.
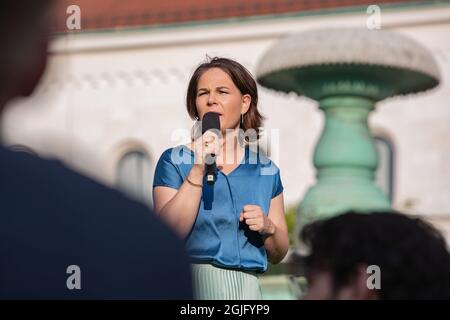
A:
[301,211,450,300]
[186,57,264,142]
[0,1,52,111]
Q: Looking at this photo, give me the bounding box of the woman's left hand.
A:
[239,205,275,236]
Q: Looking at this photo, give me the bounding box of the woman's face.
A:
[196,67,250,132]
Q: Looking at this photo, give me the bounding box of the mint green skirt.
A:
[191,263,262,300]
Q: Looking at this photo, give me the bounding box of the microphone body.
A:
[205,154,217,185]
[201,112,221,186]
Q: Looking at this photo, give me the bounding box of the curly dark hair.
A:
[301,211,450,299]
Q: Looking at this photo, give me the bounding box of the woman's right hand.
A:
[192,131,223,174]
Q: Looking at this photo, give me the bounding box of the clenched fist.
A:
[239,205,275,236]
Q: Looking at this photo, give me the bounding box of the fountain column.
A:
[256,28,440,229]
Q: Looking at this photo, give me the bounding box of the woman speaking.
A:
[153,57,289,299]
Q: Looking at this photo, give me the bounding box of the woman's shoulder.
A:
[247,146,280,172]
[157,145,193,165]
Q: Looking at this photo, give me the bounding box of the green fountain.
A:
[256,28,440,231]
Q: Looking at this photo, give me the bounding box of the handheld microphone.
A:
[202,112,221,186]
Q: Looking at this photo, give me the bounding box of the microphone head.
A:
[202,112,221,134]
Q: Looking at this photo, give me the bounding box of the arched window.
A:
[116,150,153,207]
[374,136,394,201]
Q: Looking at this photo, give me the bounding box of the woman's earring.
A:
[238,113,245,146]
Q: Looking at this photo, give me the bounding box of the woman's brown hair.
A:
[186,57,264,142]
